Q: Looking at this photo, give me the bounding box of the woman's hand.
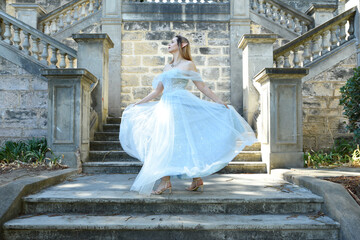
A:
[216,100,229,109]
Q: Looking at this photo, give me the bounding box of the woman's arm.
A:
[134,82,164,105]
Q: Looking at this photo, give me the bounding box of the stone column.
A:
[101,0,122,117]
[73,34,114,131]
[254,68,308,173]
[230,0,251,114]
[305,4,337,27]
[346,0,360,66]
[41,69,97,169]
[11,3,46,29]
[238,34,277,129]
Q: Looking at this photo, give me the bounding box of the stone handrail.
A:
[250,0,314,35]
[123,0,228,3]
[39,0,102,35]
[273,7,356,68]
[0,11,77,68]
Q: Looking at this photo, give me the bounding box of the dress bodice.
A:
[152,68,203,93]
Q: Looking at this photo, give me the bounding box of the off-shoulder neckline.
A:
[162,68,200,75]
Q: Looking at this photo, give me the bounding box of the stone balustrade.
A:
[39,0,102,36]
[123,0,228,3]
[0,11,77,68]
[273,7,356,68]
[250,0,313,35]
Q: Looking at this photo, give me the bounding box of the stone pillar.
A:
[230,0,251,114]
[101,0,122,117]
[73,34,114,131]
[11,3,46,29]
[346,0,360,66]
[238,34,277,129]
[305,4,337,27]
[254,68,308,172]
[41,69,97,169]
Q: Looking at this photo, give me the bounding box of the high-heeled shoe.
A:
[152,180,172,195]
[186,178,204,192]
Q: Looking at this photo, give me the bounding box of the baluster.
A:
[50,46,58,68]
[81,3,87,18]
[59,52,67,68]
[311,35,321,59]
[275,56,283,68]
[265,2,272,18]
[58,14,64,30]
[73,6,80,21]
[22,31,31,55]
[279,10,286,25]
[258,0,265,14]
[293,18,301,33]
[68,56,75,68]
[330,26,338,50]
[13,26,21,49]
[286,14,294,30]
[94,0,100,10]
[3,21,12,45]
[0,20,2,40]
[51,20,58,34]
[321,31,330,55]
[301,21,307,34]
[293,47,300,68]
[348,16,355,40]
[283,52,291,68]
[31,37,40,60]
[251,0,258,11]
[44,22,50,35]
[41,41,49,65]
[272,6,279,22]
[66,10,72,26]
[302,41,311,65]
[339,21,347,45]
[89,0,94,13]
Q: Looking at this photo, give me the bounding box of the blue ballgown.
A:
[119,68,257,195]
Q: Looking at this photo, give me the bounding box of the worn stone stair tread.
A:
[82,161,142,167]
[88,150,137,162]
[4,214,339,230]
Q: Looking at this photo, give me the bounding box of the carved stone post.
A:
[254,68,308,172]
[73,34,114,131]
[42,69,97,168]
[101,0,122,117]
[305,3,337,27]
[11,3,46,29]
[238,34,277,130]
[230,0,251,114]
[345,0,360,66]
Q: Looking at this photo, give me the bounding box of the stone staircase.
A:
[82,117,267,174]
[3,173,340,239]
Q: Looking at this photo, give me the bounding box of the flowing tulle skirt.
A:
[119,89,257,195]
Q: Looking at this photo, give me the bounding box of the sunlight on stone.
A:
[58,183,85,188]
[109,185,129,190]
[75,192,93,197]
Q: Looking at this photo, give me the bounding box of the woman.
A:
[119,35,257,195]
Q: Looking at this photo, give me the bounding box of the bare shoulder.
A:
[163,64,172,72]
[183,60,197,71]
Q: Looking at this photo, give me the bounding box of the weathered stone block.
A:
[0,92,19,108]
[303,82,333,96]
[184,32,206,46]
[121,67,149,73]
[303,136,316,150]
[0,128,22,137]
[20,91,47,108]
[151,68,164,74]
[122,42,133,55]
[134,42,159,55]
[151,22,171,31]
[208,38,230,46]
[122,32,145,41]
[193,56,206,66]
[122,87,131,93]
[124,22,150,31]
[303,96,326,108]
[121,74,140,86]
[217,91,230,102]
[3,109,37,128]
[173,22,195,30]
[202,68,220,80]
[222,47,230,55]
[208,56,230,66]
[141,75,155,86]
[216,81,231,91]
[31,78,48,91]
[145,32,175,41]
[221,67,230,78]
[22,129,47,138]
[133,87,152,99]
[196,22,228,31]
[208,31,229,39]
[121,94,132,102]
[142,56,165,66]
[0,77,30,90]
[121,56,141,66]
[328,98,340,109]
[199,47,221,55]
[327,68,354,81]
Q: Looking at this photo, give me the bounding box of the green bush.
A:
[0,138,61,164]
[340,66,360,143]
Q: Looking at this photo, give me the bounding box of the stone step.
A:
[3,214,339,240]
[103,124,119,132]
[90,141,122,151]
[82,161,267,174]
[94,132,119,141]
[82,162,142,174]
[107,117,121,124]
[233,151,261,162]
[88,151,138,162]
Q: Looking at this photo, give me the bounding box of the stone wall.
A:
[1,0,5,11]
[120,21,231,110]
[0,56,47,145]
[302,53,357,151]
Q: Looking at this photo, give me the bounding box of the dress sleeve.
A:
[181,69,203,82]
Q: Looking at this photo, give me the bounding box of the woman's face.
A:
[168,37,179,53]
